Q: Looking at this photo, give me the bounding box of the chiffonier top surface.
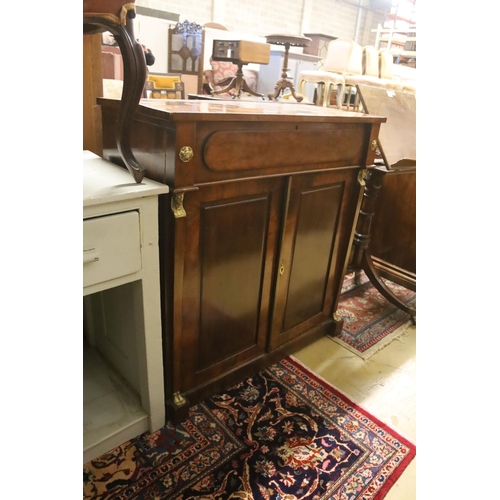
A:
[98,98,386,124]
[83,151,169,208]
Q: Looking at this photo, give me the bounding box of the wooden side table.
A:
[83,151,169,463]
[265,34,311,101]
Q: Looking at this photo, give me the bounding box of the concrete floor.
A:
[293,324,416,500]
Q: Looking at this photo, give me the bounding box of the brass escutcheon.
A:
[370,139,377,151]
[179,146,194,163]
[279,264,285,276]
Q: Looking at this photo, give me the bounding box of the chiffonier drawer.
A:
[83,210,141,288]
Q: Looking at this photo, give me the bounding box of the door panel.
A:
[283,183,343,331]
[179,178,283,390]
[270,169,355,349]
[198,195,271,369]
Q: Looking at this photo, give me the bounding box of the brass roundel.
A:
[370,140,377,151]
[179,146,194,163]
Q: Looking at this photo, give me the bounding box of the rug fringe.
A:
[328,319,415,360]
[287,355,416,446]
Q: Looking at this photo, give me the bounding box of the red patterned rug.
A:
[331,271,416,359]
[84,356,416,499]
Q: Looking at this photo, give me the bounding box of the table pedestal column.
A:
[265,34,311,102]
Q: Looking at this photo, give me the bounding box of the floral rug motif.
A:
[84,356,416,499]
[331,271,416,359]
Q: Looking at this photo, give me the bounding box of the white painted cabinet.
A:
[83,151,169,464]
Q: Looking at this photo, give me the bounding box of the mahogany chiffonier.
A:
[98,98,385,422]
[83,151,169,462]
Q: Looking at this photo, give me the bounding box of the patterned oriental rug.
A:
[331,271,416,360]
[84,357,416,499]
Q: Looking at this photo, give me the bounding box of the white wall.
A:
[135,0,386,47]
[132,0,387,94]
[135,15,172,73]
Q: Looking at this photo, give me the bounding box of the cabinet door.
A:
[269,169,357,349]
[177,177,283,393]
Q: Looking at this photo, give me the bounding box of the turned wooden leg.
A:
[83,12,147,183]
[350,168,386,270]
[354,269,363,285]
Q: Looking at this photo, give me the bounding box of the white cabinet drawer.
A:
[83,211,141,288]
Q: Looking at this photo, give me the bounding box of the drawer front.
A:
[83,211,141,288]
[202,128,365,172]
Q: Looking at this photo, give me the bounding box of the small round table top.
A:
[265,34,311,47]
